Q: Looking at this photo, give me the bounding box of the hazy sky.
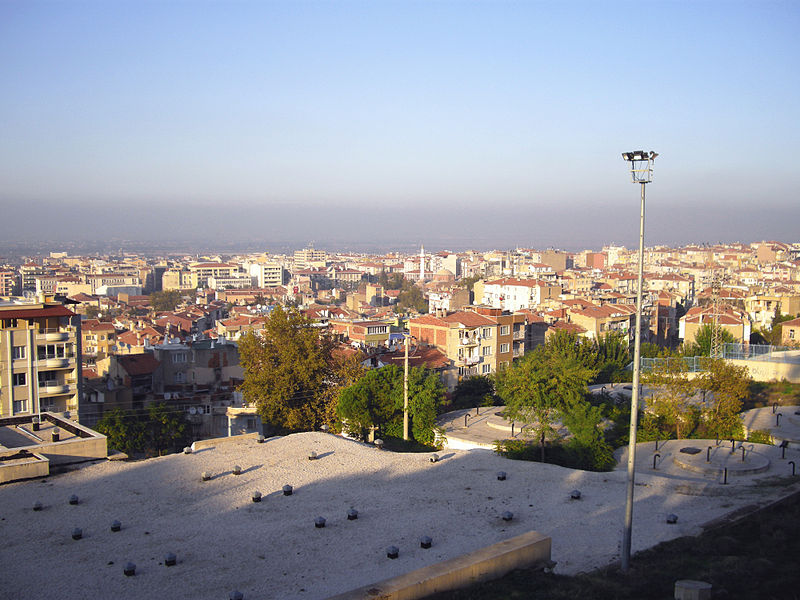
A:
[1,1,798,251]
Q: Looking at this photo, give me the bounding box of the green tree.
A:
[150,289,185,312]
[457,274,482,291]
[494,340,596,462]
[396,283,428,314]
[95,404,190,456]
[147,402,191,455]
[239,305,339,432]
[542,329,601,372]
[759,313,800,346]
[561,400,616,471]
[641,357,697,439]
[451,375,499,410]
[336,364,445,446]
[595,332,631,384]
[337,366,397,440]
[95,408,147,455]
[695,358,751,438]
[682,324,736,357]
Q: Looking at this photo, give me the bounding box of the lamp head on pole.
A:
[622,150,658,183]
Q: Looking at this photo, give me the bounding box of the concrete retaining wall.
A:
[0,452,49,483]
[327,529,551,600]
[729,359,800,383]
[191,431,262,451]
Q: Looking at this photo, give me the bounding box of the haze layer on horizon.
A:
[1,1,798,250]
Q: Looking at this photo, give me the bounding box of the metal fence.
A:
[721,343,800,363]
[635,343,800,373]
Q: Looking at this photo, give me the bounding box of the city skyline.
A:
[1,1,799,248]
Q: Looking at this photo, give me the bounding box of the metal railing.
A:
[633,343,800,373]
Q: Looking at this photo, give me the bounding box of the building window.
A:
[500,325,510,336]
[500,343,510,353]
[482,346,492,356]
[482,364,491,374]
[13,373,26,386]
[13,400,28,413]
[481,328,492,338]
[12,346,26,360]
[791,329,796,340]
[175,372,186,383]
[38,371,57,384]
[172,353,187,363]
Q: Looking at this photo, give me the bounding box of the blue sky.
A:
[1,1,798,251]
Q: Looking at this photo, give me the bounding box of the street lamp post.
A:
[620,150,657,572]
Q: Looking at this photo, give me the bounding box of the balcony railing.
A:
[513,331,524,340]
[458,355,481,366]
[39,382,76,396]
[36,327,75,342]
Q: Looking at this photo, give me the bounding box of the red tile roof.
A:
[118,353,161,376]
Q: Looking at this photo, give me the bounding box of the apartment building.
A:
[253,262,286,287]
[162,268,197,291]
[0,270,17,296]
[478,277,561,312]
[409,310,500,379]
[188,263,240,288]
[81,319,118,361]
[0,295,83,420]
[294,247,328,269]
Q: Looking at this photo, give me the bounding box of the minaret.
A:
[419,244,425,281]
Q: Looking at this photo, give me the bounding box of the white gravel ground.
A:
[1,432,798,600]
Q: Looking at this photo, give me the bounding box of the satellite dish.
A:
[189,406,197,415]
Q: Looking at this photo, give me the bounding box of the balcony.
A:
[41,356,75,369]
[39,382,76,396]
[459,336,479,347]
[37,328,73,342]
[513,330,524,340]
[457,355,481,366]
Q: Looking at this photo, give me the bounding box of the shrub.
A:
[747,429,774,445]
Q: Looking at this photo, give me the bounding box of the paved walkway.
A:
[741,405,800,448]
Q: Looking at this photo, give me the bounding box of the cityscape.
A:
[2,1,800,599]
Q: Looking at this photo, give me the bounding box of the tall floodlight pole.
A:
[620,150,658,572]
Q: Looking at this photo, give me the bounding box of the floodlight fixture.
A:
[622,149,657,184]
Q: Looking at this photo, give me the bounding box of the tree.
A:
[147,402,191,455]
[682,324,736,357]
[695,358,751,438]
[542,330,601,372]
[336,364,445,446]
[759,313,800,346]
[395,283,428,314]
[451,375,499,410]
[457,274,482,291]
[641,357,697,439]
[337,366,396,440]
[239,305,340,432]
[595,332,631,384]
[95,408,147,455]
[150,290,185,312]
[494,341,596,462]
[561,400,616,471]
[95,403,190,456]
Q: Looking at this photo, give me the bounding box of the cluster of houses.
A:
[3,240,800,439]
